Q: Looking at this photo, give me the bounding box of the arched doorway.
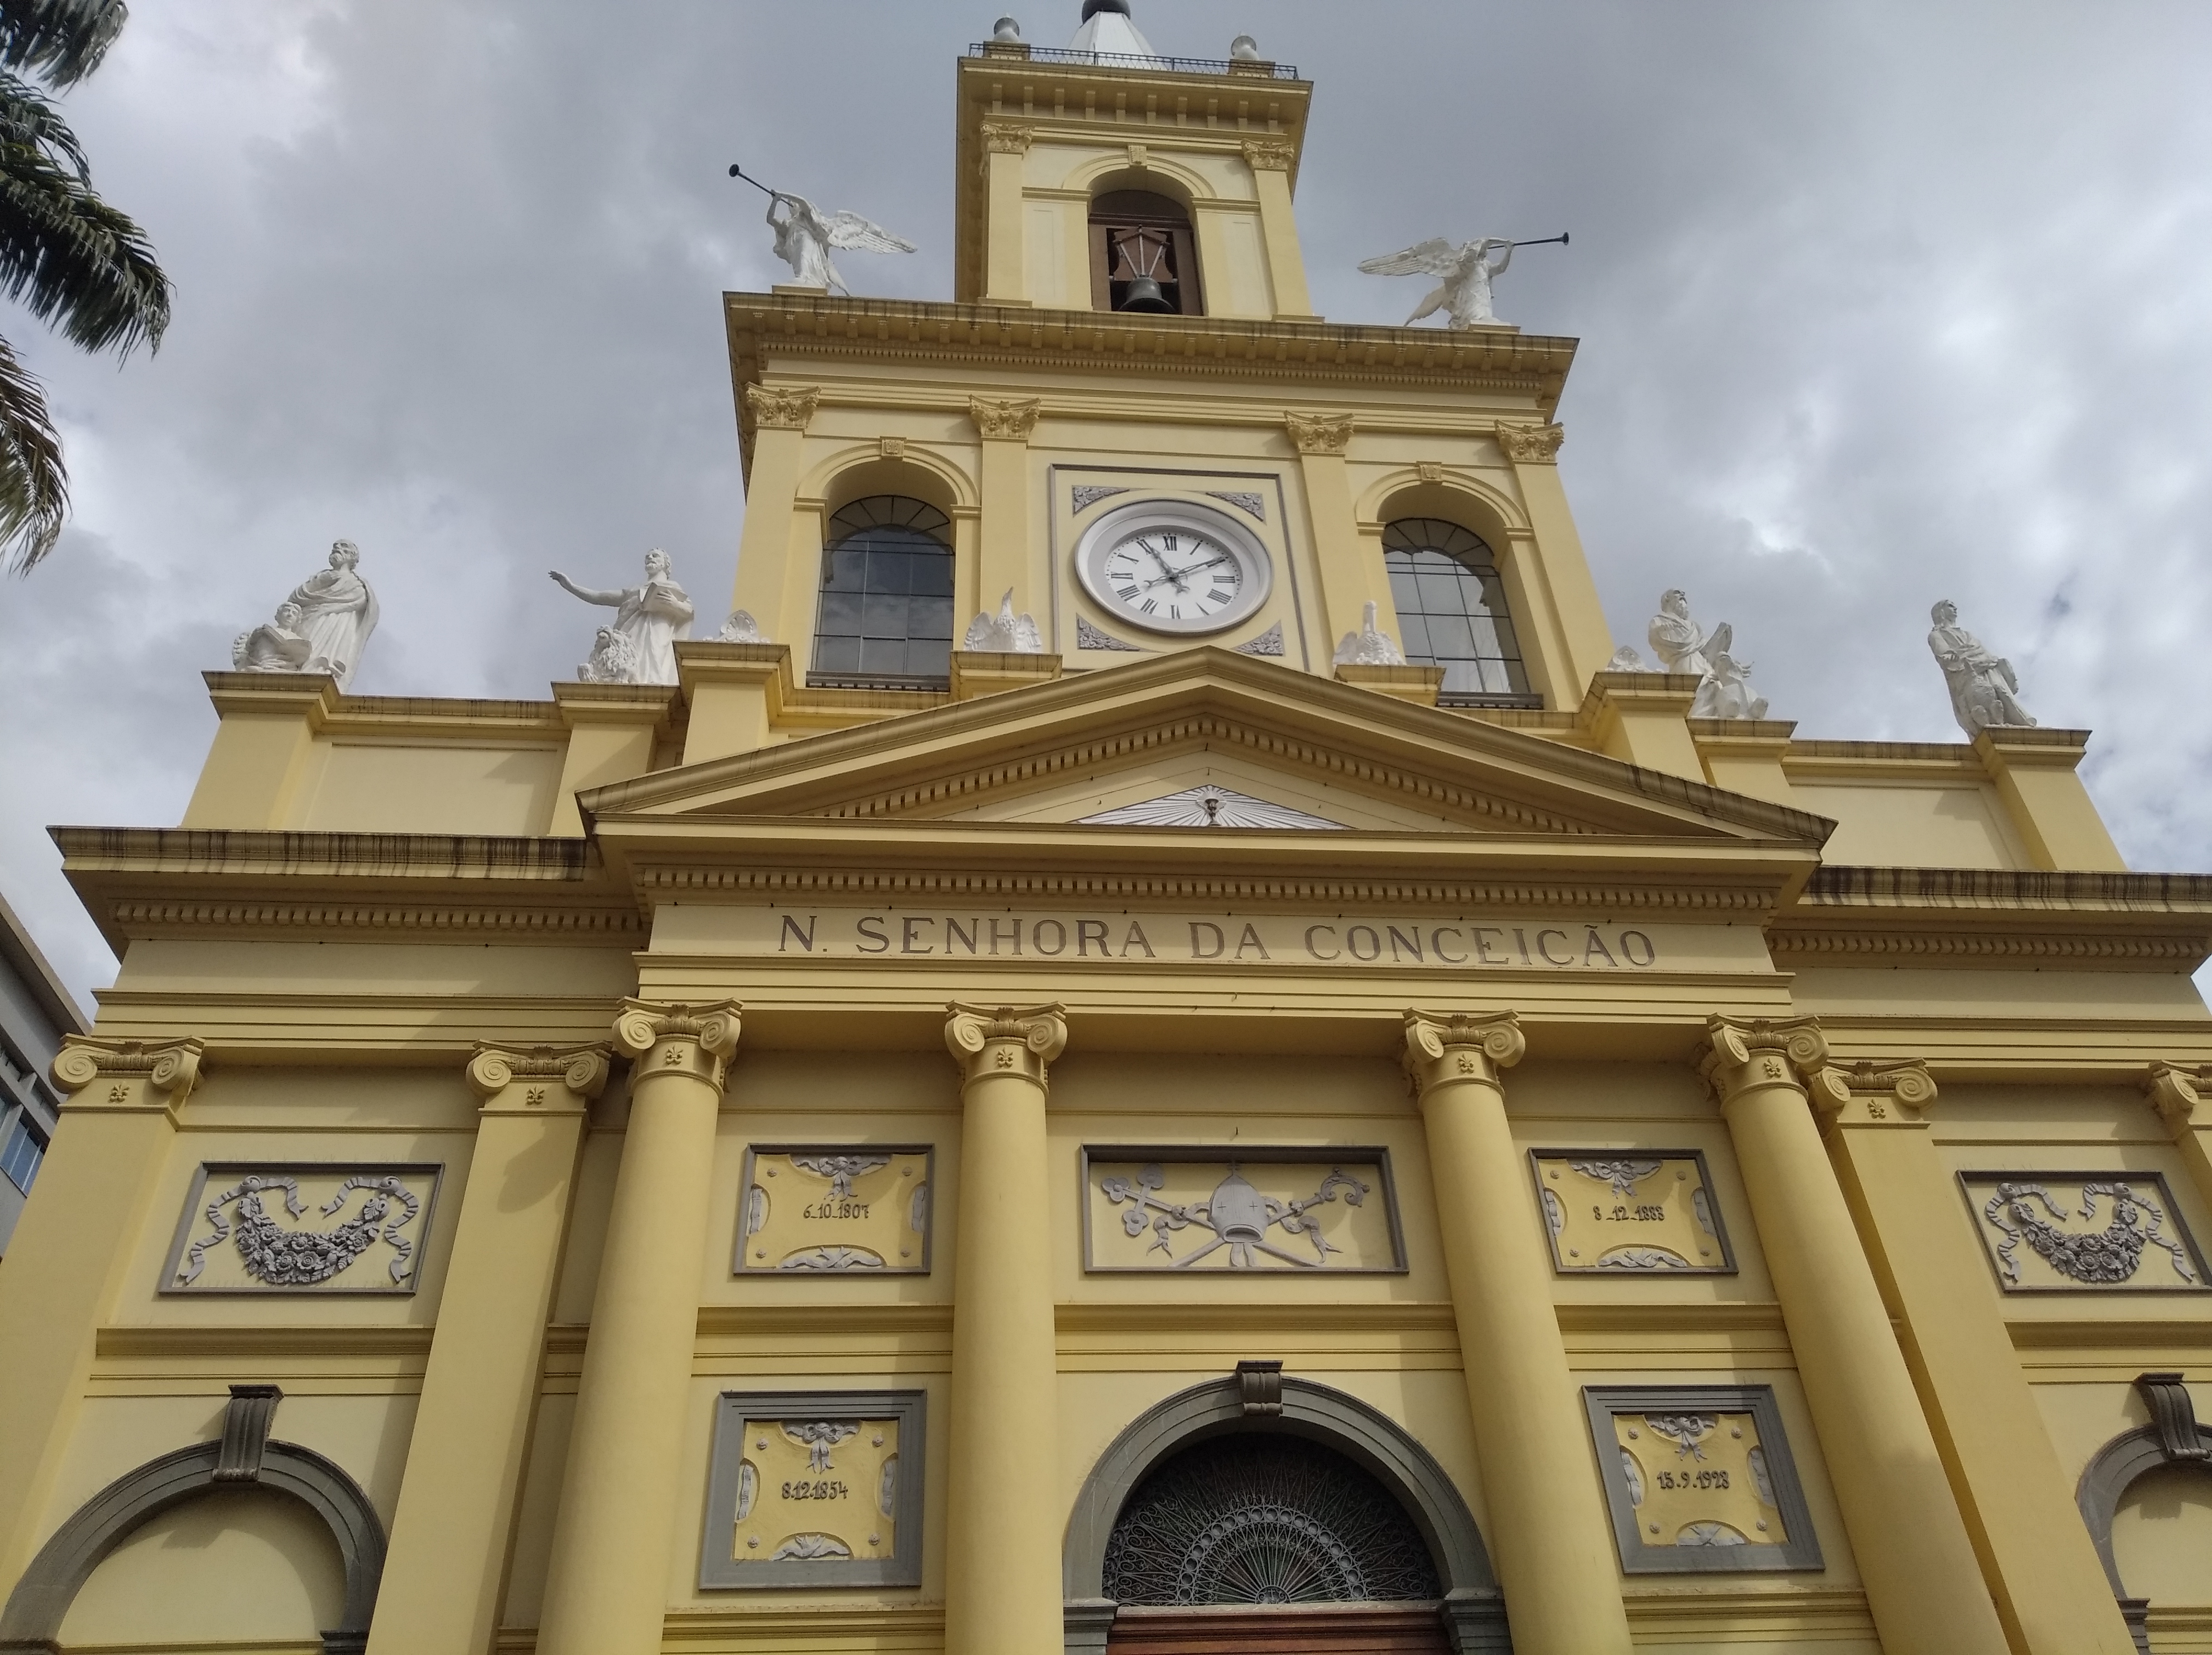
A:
[1065,1370,1509,1653]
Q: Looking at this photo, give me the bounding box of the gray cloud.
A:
[3,0,2209,1004]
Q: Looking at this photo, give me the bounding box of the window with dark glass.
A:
[1384,518,1534,702]
[1089,190,1202,316]
[811,496,956,686]
[0,1110,46,1195]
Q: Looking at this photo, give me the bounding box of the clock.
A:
[1072,498,1273,637]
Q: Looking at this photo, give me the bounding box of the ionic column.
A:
[0,1038,199,1586]
[536,1001,740,1655]
[1812,1060,2134,1655]
[1700,1018,2007,1655]
[943,1003,1066,1655]
[1403,1012,1633,1655]
[366,1044,608,1655]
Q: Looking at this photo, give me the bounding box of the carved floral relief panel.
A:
[1082,1148,1405,1273]
[736,1147,932,1274]
[160,1163,442,1295]
[1585,1385,1822,1573]
[1957,1170,2209,1293]
[700,1389,926,1589]
[1530,1150,1736,1274]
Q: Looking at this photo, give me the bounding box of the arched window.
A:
[811,496,955,687]
[1089,190,1203,316]
[1103,1433,1442,1607]
[1384,517,1533,703]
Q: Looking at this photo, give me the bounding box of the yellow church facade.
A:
[3,19,2211,1655]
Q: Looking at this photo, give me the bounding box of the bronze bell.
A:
[1119,273,1174,313]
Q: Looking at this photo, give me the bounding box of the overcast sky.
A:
[3,1,2210,1009]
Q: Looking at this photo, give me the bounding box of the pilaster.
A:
[981,120,1032,305]
[536,1002,740,1655]
[942,1003,1066,1655]
[1402,1010,1633,1655]
[1285,412,1388,650]
[1700,1018,2008,1655]
[731,383,821,652]
[1240,140,1314,319]
[2147,1062,2212,1218]
[549,682,678,836]
[677,640,796,764]
[366,1044,608,1655]
[971,397,1041,621]
[1495,422,1614,703]
[0,1038,200,1586]
[1577,672,1707,782]
[1808,1058,2136,1654]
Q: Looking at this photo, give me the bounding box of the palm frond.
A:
[0,71,166,356]
[0,327,68,571]
[0,0,125,90]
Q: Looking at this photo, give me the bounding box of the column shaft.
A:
[535,1002,740,1655]
[0,1040,196,1586]
[366,1045,606,1655]
[943,1003,1066,1655]
[1404,1012,1633,1655]
[1821,1063,2133,1655]
[1703,1020,2007,1655]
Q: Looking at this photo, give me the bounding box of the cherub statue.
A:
[766,191,917,294]
[1928,599,2035,735]
[233,601,313,673]
[962,590,1043,654]
[1358,236,1515,328]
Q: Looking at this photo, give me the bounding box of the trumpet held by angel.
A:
[764,190,917,294]
[1359,231,1564,329]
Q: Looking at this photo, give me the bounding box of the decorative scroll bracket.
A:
[2136,1372,2211,1463]
[1237,1360,1284,1416]
[214,1384,284,1483]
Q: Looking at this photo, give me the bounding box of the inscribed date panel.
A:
[1960,1170,2209,1293]
[1531,1151,1735,1274]
[701,1389,926,1589]
[161,1163,441,1296]
[1084,1149,1404,1273]
[737,1147,932,1274]
[1585,1386,1821,1573]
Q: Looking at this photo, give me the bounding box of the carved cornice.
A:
[1496,421,1566,464]
[969,396,1041,441]
[1284,412,1353,455]
[1241,138,1296,172]
[613,998,742,1092]
[1796,865,2212,913]
[52,1036,204,1119]
[744,382,821,432]
[2147,1062,2211,1139]
[1803,1058,1938,1129]
[981,117,1035,155]
[101,901,645,942]
[467,1042,612,1114]
[945,1001,1067,1089]
[1697,1016,1829,1107]
[1767,928,2208,970]
[1402,1010,1525,1096]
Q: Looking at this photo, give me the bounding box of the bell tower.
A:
[953,3,1316,319]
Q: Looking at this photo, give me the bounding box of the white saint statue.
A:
[233,601,312,673]
[1927,599,2035,735]
[551,549,695,685]
[1358,237,1516,328]
[1648,589,1769,719]
[284,540,379,688]
[766,192,917,295]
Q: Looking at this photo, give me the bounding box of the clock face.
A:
[1074,500,1273,637]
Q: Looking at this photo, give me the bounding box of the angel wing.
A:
[1011,611,1043,654]
[1357,238,1466,277]
[825,211,918,254]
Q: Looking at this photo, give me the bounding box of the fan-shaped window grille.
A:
[811,496,956,687]
[1102,1434,1442,1606]
[1384,518,1533,703]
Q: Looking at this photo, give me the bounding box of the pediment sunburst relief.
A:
[578,650,1833,849]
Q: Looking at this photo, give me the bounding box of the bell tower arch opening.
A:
[1089,187,1203,317]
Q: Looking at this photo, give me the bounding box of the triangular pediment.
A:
[582,651,1832,851]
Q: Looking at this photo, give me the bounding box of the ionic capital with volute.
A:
[51,1035,204,1121]
[743,382,820,432]
[2148,1062,2212,1138]
[612,999,742,1092]
[1402,1009,1525,1097]
[466,1043,612,1117]
[945,1002,1067,1089]
[1697,1015,1829,1108]
[1802,1058,1939,1129]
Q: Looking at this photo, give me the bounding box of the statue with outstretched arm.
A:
[550,549,695,685]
